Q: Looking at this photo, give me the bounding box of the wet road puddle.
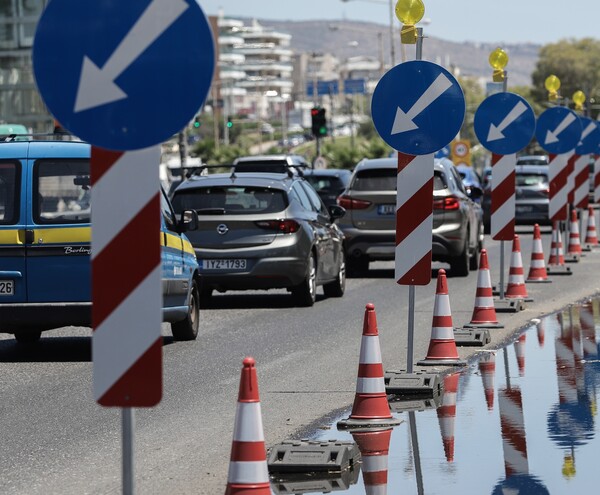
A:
[270,298,600,494]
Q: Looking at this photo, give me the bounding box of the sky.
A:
[198,0,599,45]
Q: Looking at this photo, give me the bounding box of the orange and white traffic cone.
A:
[536,320,545,348]
[584,206,599,247]
[417,269,466,366]
[350,428,392,494]
[567,208,582,256]
[514,334,526,377]
[479,352,496,411]
[465,249,503,328]
[526,224,551,283]
[505,235,530,300]
[338,303,401,429]
[225,357,271,495]
[548,222,566,266]
[437,372,460,462]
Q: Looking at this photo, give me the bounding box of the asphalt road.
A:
[1,225,599,494]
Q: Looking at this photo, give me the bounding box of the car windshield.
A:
[304,175,345,193]
[516,173,548,187]
[352,168,397,191]
[172,186,287,214]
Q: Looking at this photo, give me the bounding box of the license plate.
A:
[516,206,533,213]
[0,280,14,295]
[377,204,395,215]
[201,259,247,270]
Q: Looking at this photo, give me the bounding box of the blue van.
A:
[0,138,200,343]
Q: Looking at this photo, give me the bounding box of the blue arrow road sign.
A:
[575,117,600,155]
[474,92,535,155]
[371,61,465,155]
[32,0,215,151]
[535,107,582,154]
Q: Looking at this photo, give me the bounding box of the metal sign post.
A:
[32,1,215,492]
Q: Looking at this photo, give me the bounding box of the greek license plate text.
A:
[378,204,395,215]
[0,280,14,295]
[201,259,246,270]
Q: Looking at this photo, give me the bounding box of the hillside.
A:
[263,19,540,87]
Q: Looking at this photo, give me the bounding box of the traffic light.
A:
[226,117,233,128]
[311,107,327,137]
[193,116,201,128]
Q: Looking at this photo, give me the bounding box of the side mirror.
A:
[179,209,199,232]
[466,186,483,200]
[328,204,346,220]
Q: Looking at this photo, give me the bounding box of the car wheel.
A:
[323,251,346,298]
[346,255,369,276]
[171,279,200,341]
[292,253,317,307]
[450,238,470,277]
[14,330,42,345]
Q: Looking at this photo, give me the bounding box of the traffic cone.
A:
[536,320,545,348]
[437,372,460,462]
[514,334,526,377]
[465,249,503,328]
[548,222,566,266]
[567,209,582,256]
[526,224,551,283]
[505,235,530,300]
[417,269,466,366]
[338,303,401,429]
[584,206,599,246]
[479,352,496,410]
[350,428,392,494]
[225,357,271,495]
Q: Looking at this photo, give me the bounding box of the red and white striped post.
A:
[91,146,162,495]
[573,153,589,211]
[548,152,571,271]
[490,153,515,299]
[594,153,600,204]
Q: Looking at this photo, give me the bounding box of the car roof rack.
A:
[0,132,84,143]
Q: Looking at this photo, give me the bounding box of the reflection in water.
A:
[308,298,600,494]
[350,428,392,495]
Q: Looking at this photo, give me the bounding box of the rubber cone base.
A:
[463,322,504,329]
[416,357,466,366]
[337,416,402,429]
[546,265,573,276]
[525,278,552,283]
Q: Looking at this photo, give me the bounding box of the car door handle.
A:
[24,230,34,244]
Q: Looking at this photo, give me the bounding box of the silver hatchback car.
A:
[336,157,483,276]
[170,171,346,306]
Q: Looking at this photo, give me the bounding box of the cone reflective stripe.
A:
[479,353,496,410]
[505,235,529,299]
[338,304,401,428]
[584,206,598,245]
[568,209,582,255]
[225,357,271,495]
[437,373,460,462]
[499,387,529,478]
[466,249,502,327]
[548,222,566,266]
[350,428,392,495]
[514,334,526,377]
[526,224,550,282]
[417,269,465,366]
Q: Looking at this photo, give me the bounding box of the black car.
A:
[170,170,346,307]
[302,168,352,207]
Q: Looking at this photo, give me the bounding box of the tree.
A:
[458,76,486,146]
[531,38,600,117]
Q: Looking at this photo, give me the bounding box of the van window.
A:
[34,159,90,224]
[0,161,20,225]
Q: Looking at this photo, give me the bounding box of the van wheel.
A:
[171,280,200,341]
[14,331,42,345]
[292,253,317,307]
[324,252,346,298]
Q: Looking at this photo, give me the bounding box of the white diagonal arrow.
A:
[487,100,528,142]
[545,111,577,145]
[391,73,453,134]
[577,121,597,145]
[74,0,189,113]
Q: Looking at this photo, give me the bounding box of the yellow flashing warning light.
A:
[545,75,561,101]
[489,48,508,82]
[562,454,576,479]
[395,0,425,45]
[572,90,586,111]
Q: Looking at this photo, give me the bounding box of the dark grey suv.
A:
[336,157,483,276]
[170,170,346,306]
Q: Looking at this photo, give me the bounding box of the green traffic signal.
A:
[226,119,233,128]
[194,121,200,128]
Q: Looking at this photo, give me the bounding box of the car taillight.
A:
[433,196,460,210]
[337,195,371,209]
[255,219,300,234]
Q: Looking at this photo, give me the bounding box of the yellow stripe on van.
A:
[32,226,91,244]
[164,232,182,250]
[0,229,23,245]
[182,238,195,255]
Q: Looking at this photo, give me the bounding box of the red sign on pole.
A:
[91,146,162,407]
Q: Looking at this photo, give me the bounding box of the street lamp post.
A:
[341,0,395,67]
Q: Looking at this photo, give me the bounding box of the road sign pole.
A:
[123,407,135,495]
[407,285,415,373]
